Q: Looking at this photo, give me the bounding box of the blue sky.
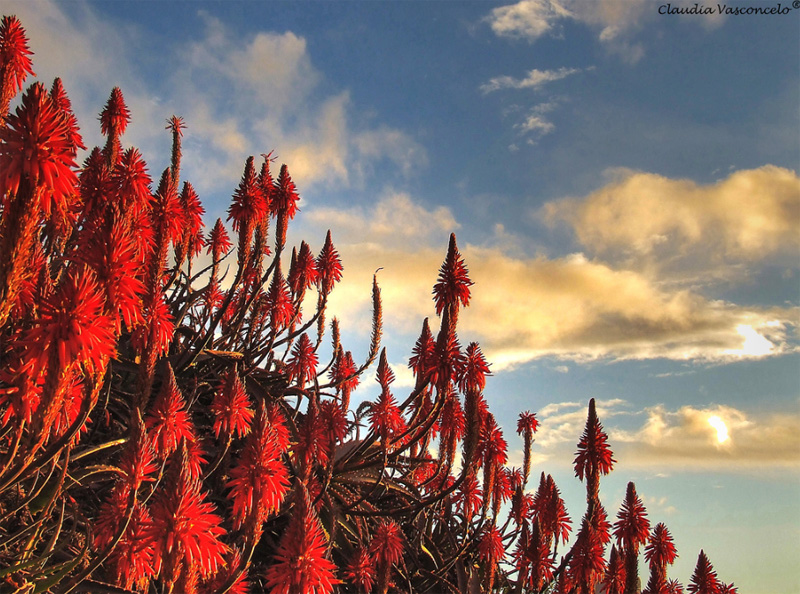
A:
[4,0,799,591]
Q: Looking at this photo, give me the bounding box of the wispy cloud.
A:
[9,1,426,199]
[480,67,581,94]
[485,0,655,62]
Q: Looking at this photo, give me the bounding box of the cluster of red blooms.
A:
[0,15,738,594]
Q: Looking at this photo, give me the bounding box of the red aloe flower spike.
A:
[614,481,651,594]
[409,317,436,387]
[369,520,405,594]
[180,182,205,256]
[574,398,615,514]
[117,412,158,495]
[49,78,85,155]
[144,365,194,459]
[329,348,358,411]
[0,15,34,118]
[433,233,472,333]
[459,341,491,393]
[166,115,186,191]
[645,522,679,574]
[345,546,376,593]
[0,82,79,209]
[95,493,158,591]
[207,218,233,263]
[211,367,254,439]
[0,84,79,315]
[228,156,268,269]
[375,347,395,389]
[531,473,572,547]
[432,330,466,392]
[604,544,627,594]
[455,473,482,522]
[439,386,464,469]
[316,230,343,297]
[79,213,146,331]
[525,519,555,591]
[24,266,116,377]
[264,481,339,594]
[480,413,508,517]
[287,332,319,389]
[478,525,505,593]
[491,465,514,521]
[568,515,608,594]
[271,163,300,250]
[227,402,290,535]
[517,410,539,486]
[614,482,651,554]
[687,550,721,594]
[719,584,738,594]
[265,261,295,334]
[100,87,130,167]
[287,240,318,303]
[112,147,153,216]
[146,447,229,585]
[368,384,406,451]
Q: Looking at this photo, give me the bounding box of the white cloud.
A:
[515,113,555,136]
[485,0,654,62]
[480,67,581,94]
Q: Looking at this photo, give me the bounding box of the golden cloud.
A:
[542,166,800,268]
[531,400,800,470]
[304,191,797,366]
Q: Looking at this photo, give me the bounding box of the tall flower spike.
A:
[517,410,539,486]
[146,447,229,585]
[272,163,300,249]
[0,82,79,209]
[264,481,339,594]
[49,78,85,155]
[574,398,615,514]
[644,523,679,594]
[265,261,294,334]
[210,367,254,439]
[478,525,505,593]
[227,402,290,534]
[112,147,152,216]
[614,480,651,594]
[179,182,205,259]
[286,333,319,389]
[370,520,404,594]
[432,233,472,328]
[144,365,194,459]
[24,266,116,378]
[687,550,721,594]
[166,115,185,191]
[0,15,34,118]
[604,545,627,594]
[228,156,268,268]
[345,547,376,593]
[316,230,343,296]
[100,87,130,167]
[288,241,318,299]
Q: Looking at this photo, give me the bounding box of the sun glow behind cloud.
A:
[707,415,729,444]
